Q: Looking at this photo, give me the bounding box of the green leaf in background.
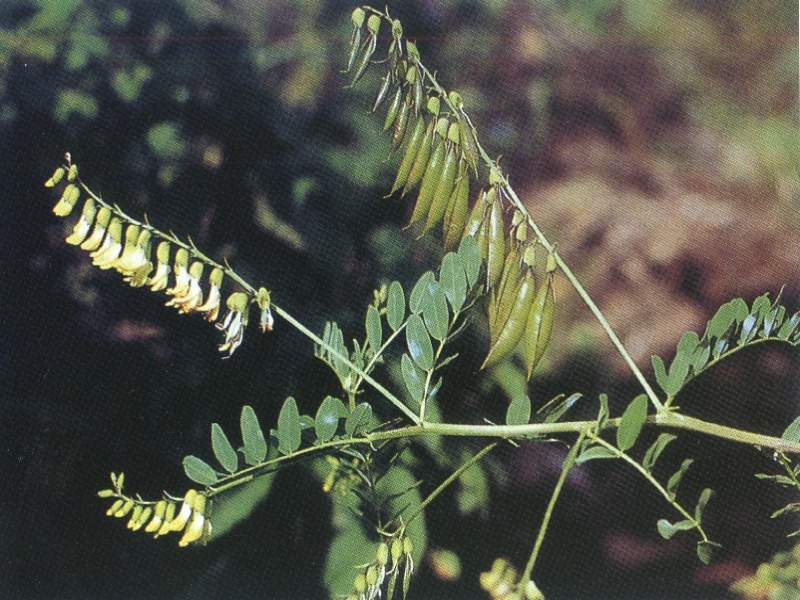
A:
[240,405,267,466]
[324,499,378,597]
[440,252,467,312]
[277,397,301,455]
[456,449,490,517]
[575,445,617,465]
[182,455,219,486]
[506,395,531,426]
[406,314,434,370]
[616,394,648,451]
[597,393,609,430]
[208,472,275,541]
[782,416,800,443]
[146,121,186,161]
[694,488,714,522]
[401,353,425,405]
[422,282,449,341]
[211,423,238,474]
[387,281,406,331]
[642,433,677,473]
[345,402,373,436]
[409,271,435,314]
[777,313,800,340]
[365,304,383,355]
[667,458,694,499]
[656,518,695,540]
[457,235,481,289]
[315,396,348,443]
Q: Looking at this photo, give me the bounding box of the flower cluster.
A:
[345,535,414,600]
[46,160,274,356]
[98,473,211,548]
[479,558,543,600]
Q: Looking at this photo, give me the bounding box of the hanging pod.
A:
[524,253,557,380]
[344,8,366,74]
[459,118,480,177]
[383,86,404,132]
[372,73,392,113]
[442,161,470,252]
[463,188,488,243]
[400,98,440,195]
[52,183,80,217]
[350,14,381,86]
[408,117,449,226]
[488,245,523,343]
[390,113,428,195]
[485,188,506,290]
[80,206,112,251]
[481,269,536,370]
[423,122,462,234]
[390,92,413,151]
[65,198,97,245]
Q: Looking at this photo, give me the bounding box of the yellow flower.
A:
[114,227,152,276]
[166,262,205,313]
[147,242,172,292]
[65,198,96,245]
[91,218,124,270]
[166,248,191,296]
[196,268,224,322]
[80,207,112,251]
[217,292,250,356]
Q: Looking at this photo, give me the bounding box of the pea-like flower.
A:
[196,268,224,322]
[147,242,172,292]
[166,262,205,313]
[80,207,112,251]
[65,198,96,245]
[217,292,250,356]
[90,218,124,270]
[114,227,152,276]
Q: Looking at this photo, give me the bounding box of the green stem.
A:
[588,434,709,541]
[520,429,587,587]
[272,304,420,424]
[352,319,408,395]
[402,442,498,528]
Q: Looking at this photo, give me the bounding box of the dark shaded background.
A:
[2,1,799,598]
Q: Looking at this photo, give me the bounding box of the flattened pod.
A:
[384,87,404,131]
[463,189,488,240]
[459,119,480,176]
[408,134,446,226]
[390,115,427,194]
[372,74,392,112]
[482,270,536,369]
[491,247,523,342]
[485,190,505,290]
[345,8,366,73]
[423,146,458,234]
[350,31,377,87]
[391,94,413,150]
[525,271,555,380]
[442,163,470,252]
[401,118,435,195]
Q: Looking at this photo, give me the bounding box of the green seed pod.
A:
[463,189,488,240]
[523,244,536,268]
[524,271,555,380]
[383,86,404,132]
[403,536,413,556]
[67,164,78,181]
[489,165,504,187]
[80,207,112,251]
[491,247,523,342]
[115,498,135,518]
[354,572,367,594]
[97,489,115,498]
[459,120,479,176]
[448,91,464,109]
[53,184,80,217]
[391,538,403,563]
[350,33,377,86]
[443,163,470,252]
[391,18,402,39]
[516,223,528,243]
[106,499,124,516]
[391,94,413,150]
[408,135,446,226]
[407,40,420,61]
[377,542,390,566]
[546,251,557,273]
[413,67,424,115]
[44,167,65,188]
[345,23,362,73]
[511,210,524,227]
[367,14,381,35]
[423,146,459,233]
[476,212,490,260]
[372,74,392,112]
[485,191,505,290]
[482,270,536,370]
[366,565,378,587]
[402,119,435,195]
[390,115,427,194]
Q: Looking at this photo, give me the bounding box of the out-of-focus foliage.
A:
[732,543,800,600]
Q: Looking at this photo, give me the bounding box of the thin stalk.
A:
[589,434,709,541]
[520,429,586,587]
[402,442,498,528]
[352,319,409,395]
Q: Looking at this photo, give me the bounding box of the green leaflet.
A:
[365,304,383,356]
[387,281,406,331]
[315,396,348,443]
[505,395,531,426]
[422,282,449,341]
[211,423,238,474]
[616,394,648,451]
[406,314,434,370]
[182,455,218,486]
[439,252,467,312]
[401,353,425,405]
[277,397,301,455]
[642,433,677,473]
[240,405,267,465]
[575,446,617,465]
[345,402,373,436]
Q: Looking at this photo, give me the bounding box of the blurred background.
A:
[1,0,798,598]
